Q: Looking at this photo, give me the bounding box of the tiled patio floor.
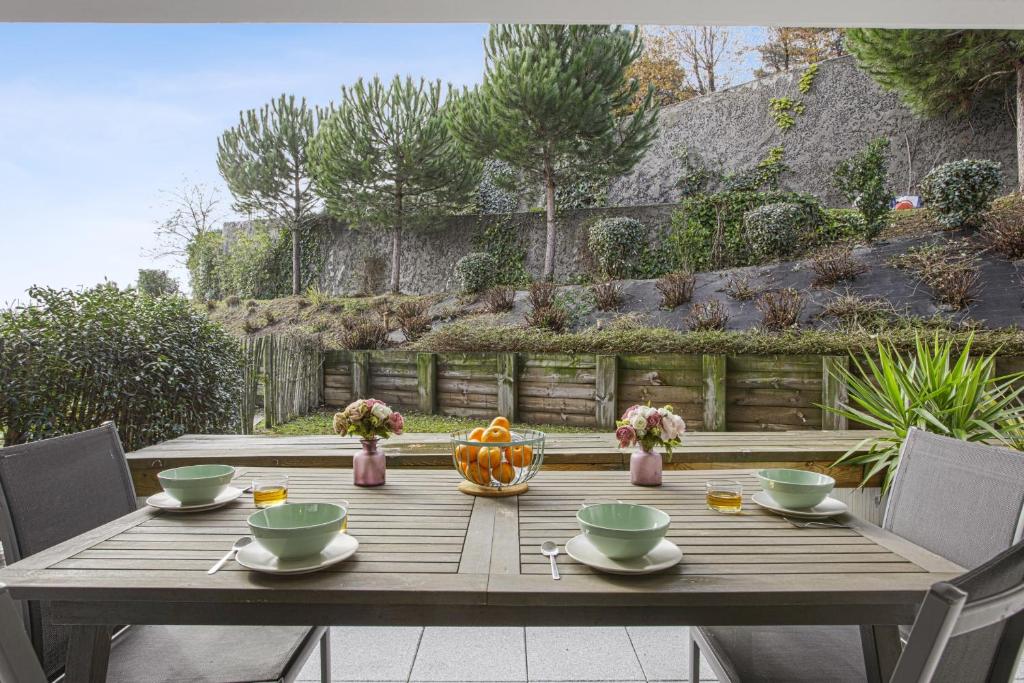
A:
[296,626,716,682]
[299,626,1024,683]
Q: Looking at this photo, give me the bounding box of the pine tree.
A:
[217,95,322,295]
[447,25,658,281]
[847,29,1024,192]
[309,76,479,294]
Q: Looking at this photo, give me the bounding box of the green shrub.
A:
[744,203,808,260]
[588,217,646,278]
[720,146,788,192]
[675,147,714,198]
[671,190,824,270]
[819,209,868,243]
[0,285,242,449]
[186,231,227,301]
[827,334,1024,491]
[136,269,180,297]
[920,159,1002,228]
[833,138,892,240]
[454,252,498,293]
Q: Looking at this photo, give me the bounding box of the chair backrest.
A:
[883,427,1024,570]
[0,423,137,679]
[892,539,1024,683]
[0,585,47,683]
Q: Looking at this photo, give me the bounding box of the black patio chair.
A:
[0,422,332,682]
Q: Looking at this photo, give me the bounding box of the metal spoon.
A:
[541,541,561,580]
[784,517,848,529]
[208,537,252,574]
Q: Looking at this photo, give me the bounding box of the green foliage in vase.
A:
[310,76,480,294]
[217,94,324,295]
[832,138,893,240]
[825,334,1024,491]
[0,285,243,450]
[447,25,658,281]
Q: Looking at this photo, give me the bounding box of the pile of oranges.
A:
[454,416,535,486]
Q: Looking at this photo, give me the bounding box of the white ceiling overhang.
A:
[2,0,1023,27]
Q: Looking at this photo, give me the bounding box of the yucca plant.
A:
[825,334,1024,492]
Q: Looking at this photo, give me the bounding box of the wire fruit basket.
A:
[450,428,545,497]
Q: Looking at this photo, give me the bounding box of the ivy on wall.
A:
[769,97,806,132]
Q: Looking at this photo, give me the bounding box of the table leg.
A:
[860,624,902,683]
[64,625,113,683]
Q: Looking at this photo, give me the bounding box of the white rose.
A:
[371,403,391,420]
[673,415,687,435]
[630,414,646,432]
[658,407,668,416]
[661,419,678,440]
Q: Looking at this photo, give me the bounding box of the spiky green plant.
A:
[825,334,1024,491]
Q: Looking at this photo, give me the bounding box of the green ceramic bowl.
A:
[248,503,347,560]
[157,464,236,505]
[757,468,835,509]
[576,503,670,560]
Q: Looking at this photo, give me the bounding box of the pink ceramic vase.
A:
[630,448,662,486]
[354,438,386,487]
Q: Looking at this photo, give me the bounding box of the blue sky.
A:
[0,24,763,303]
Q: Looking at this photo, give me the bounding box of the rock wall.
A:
[609,55,1018,207]
[315,204,677,295]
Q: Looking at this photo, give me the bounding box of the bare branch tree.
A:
[663,26,736,95]
[145,180,223,264]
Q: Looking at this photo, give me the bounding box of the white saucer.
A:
[751,491,849,519]
[146,486,243,512]
[236,534,359,575]
[565,535,682,575]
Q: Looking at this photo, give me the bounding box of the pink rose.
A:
[387,411,404,435]
[646,412,662,429]
[615,425,636,448]
[621,405,637,420]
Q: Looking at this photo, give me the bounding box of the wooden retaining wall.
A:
[322,351,1024,431]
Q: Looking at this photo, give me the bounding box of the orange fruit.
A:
[493,462,515,484]
[490,416,511,431]
[482,425,511,444]
[477,446,502,468]
[463,461,491,486]
[508,444,533,468]
[467,427,486,457]
[455,444,476,465]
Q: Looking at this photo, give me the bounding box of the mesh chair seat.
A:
[106,624,315,683]
[695,625,866,683]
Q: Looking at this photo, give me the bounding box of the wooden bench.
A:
[126,430,886,496]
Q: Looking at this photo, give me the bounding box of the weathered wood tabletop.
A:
[0,468,959,683]
[126,430,887,494]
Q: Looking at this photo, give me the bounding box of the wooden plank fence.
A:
[321,350,1024,432]
[240,335,323,432]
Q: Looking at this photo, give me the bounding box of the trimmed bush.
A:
[455,252,499,293]
[920,159,1002,228]
[744,203,810,260]
[671,191,825,270]
[0,285,242,450]
[587,217,645,278]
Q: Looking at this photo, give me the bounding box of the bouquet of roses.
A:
[615,403,686,455]
[332,398,404,441]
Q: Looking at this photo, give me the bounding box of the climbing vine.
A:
[798,63,819,94]
[769,97,806,132]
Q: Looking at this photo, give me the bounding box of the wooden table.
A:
[126,430,887,495]
[0,468,959,683]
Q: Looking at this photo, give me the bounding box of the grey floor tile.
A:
[626,627,717,681]
[525,627,645,681]
[410,627,527,682]
[297,626,423,682]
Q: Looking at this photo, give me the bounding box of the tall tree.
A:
[754,28,846,77]
[623,30,696,112]
[448,25,658,281]
[847,29,1024,192]
[309,76,479,294]
[217,94,322,295]
[666,26,736,95]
